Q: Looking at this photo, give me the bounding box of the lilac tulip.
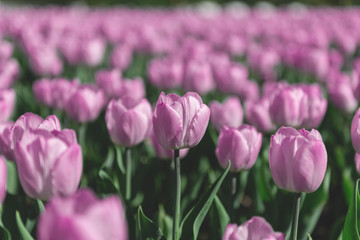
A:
[209,97,243,131]
[153,92,210,150]
[38,189,128,240]
[148,56,183,90]
[81,38,106,67]
[269,86,308,127]
[110,44,133,70]
[183,60,215,95]
[0,156,7,204]
[15,128,82,200]
[0,59,19,89]
[0,89,15,122]
[351,108,360,154]
[269,127,327,193]
[214,62,248,95]
[245,97,276,133]
[222,217,284,240]
[105,97,152,147]
[216,125,262,172]
[150,133,189,160]
[355,153,360,175]
[120,77,146,102]
[65,85,105,123]
[0,113,61,161]
[95,69,123,100]
[33,79,54,107]
[51,78,80,110]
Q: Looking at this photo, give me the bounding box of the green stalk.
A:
[230,172,237,222]
[125,148,131,201]
[290,192,301,240]
[173,149,181,240]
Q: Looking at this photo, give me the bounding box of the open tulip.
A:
[38,189,127,240]
[105,96,152,147]
[210,96,243,131]
[153,91,210,150]
[351,108,360,154]
[269,127,327,193]
[15,128,82,200]
[223,217,285,240]
[216,125,262,172]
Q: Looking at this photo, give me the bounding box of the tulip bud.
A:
[120,77,146,102]
[106,97,152,147]
[65,85,105,123]
[81,38,106,67]
[269,86,308,127]
[0,113,61,161]
[153,92,210,150]
[269,127,327,193]
[110,44,133,71]
[355,153,360,175]
[148,56,183,90]
[0,89,15,122]
[15,128,82,200]
[222,217,285,240]
[216,125,262,172]
[210,97,243,131]
[0,59,19,89]
[95,69,123,100]
[245,97,276,133]
[33,79,54,107]
[37,189,128,240]
[183,60,215,95]
[351,108,360,154]
[0,156,7,204]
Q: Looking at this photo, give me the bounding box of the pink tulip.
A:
[153,92,210,150]
[150,132,189,160]
[15,128,82,200]
[38,189,128,240]
[0,59,19,89]
[65,85,105,123]
[0,89,15,122]
[33,79,53,107]
[216,125,262,172]
[269,127,327,193]
[95,69,123,100]
[105,97,152,147]
[183,60,215,95]
[120,77,146,102]
[0,156,7,204]
[223,217,284,240]
[0,113,61,161]
[110,44,133,71]
[148,56,183,90]
[245,97,276,133]
[81,38,106,67]
[209,97,243,131]
[355,153,360,175]
[351,108,360,154]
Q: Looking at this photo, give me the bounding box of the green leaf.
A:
[210,195,230,240]
[115,146,126,174]
[179,161,230,240]
[5,160,18,195]
[0,224,11,240]
[137,206,165,240]
[36,199,45,214]
[342,178,360,240]
[15,211,34,240]
[98,169,120,194]
[307,233,313,240]
[101,147,114,170]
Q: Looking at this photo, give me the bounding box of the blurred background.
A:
[1,0,359,7]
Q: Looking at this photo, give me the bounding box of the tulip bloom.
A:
[245,97,276,133]
[15,128,82,200]
[222,217,285,240]
[150,133,189,160]
[65,85,105,123]
[148,56,183,90]
[37,189,128,240]
[210,97,243,131]
[0,89,15,122]
[0,155,7,204]
[183,60,215,95]
[269,127,327,193]
[153,92,210,150]
[351,108,360,154]
[355,153,360,175]
[105,97,152,147]
[216,125,262,172]
[95,69,123,100]
[0,113,61,161]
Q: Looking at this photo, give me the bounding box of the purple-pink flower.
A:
[0,155,7,204]
[38,189,128,240]
[210,97,243,131]
[269,127,327,193]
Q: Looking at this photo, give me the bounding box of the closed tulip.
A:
[95,69,123,100]
[37,189,128,240]
[153,92,210,150]
[0,156,7,204]
[65,85,105,123]
[0,113,61,161]
[351,108,360,154]
[245,97,276,133]
[33,79,53,107]
[355,153,360,174]
[222,217,284,240]
[15,128,82,200]
[148,56,183,90]
[216,125,262,172]
[209,97,243,131]
[110,44,133,71]
[183,60,215,95]
[269,127,327,193]
[106,96,152,147]
[0,89,15,122]
[120,77,146,102]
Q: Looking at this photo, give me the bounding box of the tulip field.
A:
[1,3,360,240]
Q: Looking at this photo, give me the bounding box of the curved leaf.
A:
[342,179,360,240]
[16,211,34,240]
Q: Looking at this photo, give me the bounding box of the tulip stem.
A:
[290,192,301,240]
[173,149,181,240]
[125,148,131,201]
[230,173,237,222]
[78,123,87,155]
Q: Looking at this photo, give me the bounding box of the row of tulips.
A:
[0,4,360,240]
